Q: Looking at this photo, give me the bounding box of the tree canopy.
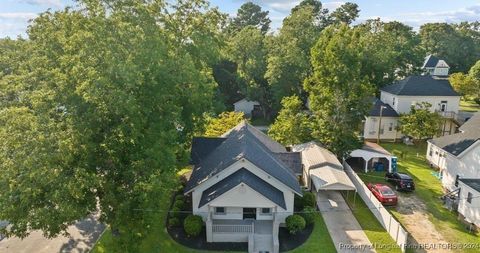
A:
[398,102,442,141]
[0,0,223,249]
[204,111,245,137]
[228,2,271,34]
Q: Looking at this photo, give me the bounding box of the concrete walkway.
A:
[317,191,376,253]
[0,216,105,253]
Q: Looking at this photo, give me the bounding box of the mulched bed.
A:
[168,225,248,251]
[278,223,314,252]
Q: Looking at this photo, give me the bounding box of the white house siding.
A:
[434,67,449,77]
[439,143,480,191]
[363,116,401,140]
[380,92,398,111]
[426,142,447,170]
[389,95,460,115]
[457,182,480,227]
[233,99,259,116]
[190,158,295,224]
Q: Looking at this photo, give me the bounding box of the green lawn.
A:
[287,213,336,253]
[92,169,336,253]
[344,193,402,253]
[379,143,479,253]
[460,99,480,112]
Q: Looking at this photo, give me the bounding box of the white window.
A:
[215,207,226,215]
[388,123,393,131]
[467,192,473,204]
[261,208,272,215]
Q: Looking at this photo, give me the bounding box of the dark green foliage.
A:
[301,207,316,225]
[173,199,185,210]
[175,195,185,202]
[183,215,203,237]
[286,215,306,234]
[229,2,271,34]
[171,207,181,218]
[168,217,180,227]
[302,192,316,208]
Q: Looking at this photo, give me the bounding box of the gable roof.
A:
[422,55,440,68]
[380,75,459,96]
[275,152,303,175]
[369,99,399,117]
[185,121,301,194]
[198,168,286,209]
[429,112,480,157]
[190,137,226,165]
[458,178,480,193]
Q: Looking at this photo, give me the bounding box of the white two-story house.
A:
[363,57,461,141]
[427,112,480,227]
[184,121,302,253]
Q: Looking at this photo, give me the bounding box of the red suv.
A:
[367,183,398,206]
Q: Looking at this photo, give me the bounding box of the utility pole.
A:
[377,105,386,144]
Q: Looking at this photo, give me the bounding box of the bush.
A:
[168,217,180,227]
[474,97,480,105]
[175,195,185,202]
[286,214,306,234]
[302,192,316,207]
[173,199,185,210]
[301,207,316,225]
[170,206,181,218]
[184,215,203,237]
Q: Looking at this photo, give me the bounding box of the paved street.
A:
[0,216,105,253]
[317,191,376,253]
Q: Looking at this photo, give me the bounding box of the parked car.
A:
[385,172,415,191]
[367,183,398,206]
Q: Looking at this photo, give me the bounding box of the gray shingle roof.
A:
[275,152,303,175]
[190,137,226,165]
[369,99,399,117]
[459,178,480,193]
[198,168,286,209]
[185,121,301,194]
[429,112,480,156]
[422,55,439,68]
[381,76,459,96]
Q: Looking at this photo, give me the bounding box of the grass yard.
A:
[344,193,402,253]
[379,143,479,253]
[287,213,336,253]
[460,99,480,112]
[92,168,336,253]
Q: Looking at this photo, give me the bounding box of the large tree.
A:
[204,111,245,137]
[305,24,374,157]
[420,23,478,73]
[228,2,271,34]
[330,2,360,25]
[398,102,442,142]
[268,95,312,146]
[227,26,271,117]
[0,0,224,250]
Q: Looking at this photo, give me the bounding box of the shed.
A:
[233,98,260,117]
[348,142,397,173]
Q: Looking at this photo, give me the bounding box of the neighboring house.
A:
[293,142,355,192]
[185,121,302,253]
[422,55,450,77]
[426,112,480,227]
[427,112,480,190]
[363,74,461,141]
[233,98,261,117]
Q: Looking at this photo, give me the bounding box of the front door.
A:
[243,208,256,220]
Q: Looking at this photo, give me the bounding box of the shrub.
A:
[474,97,480,105]
[302,192,316,207]
[301,207,316,225]
[175,195,185,202]
[286,214,306,234]
[168,217,180,227]
[173,199,185,210]
[170,207,181,218]
[184,215,203,237]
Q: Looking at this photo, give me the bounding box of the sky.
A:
[1,0,480,38]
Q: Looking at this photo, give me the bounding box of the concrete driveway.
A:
[0,216,105,253]
[317,191,376,253]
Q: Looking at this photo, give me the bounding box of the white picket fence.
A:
[344,162,409,252]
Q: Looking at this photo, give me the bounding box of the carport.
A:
[348,142,397,173]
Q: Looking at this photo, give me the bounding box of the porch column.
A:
[365,158,369,173]
[206,206,213,242]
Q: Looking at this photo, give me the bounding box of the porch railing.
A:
[212,223,254,233]
[435,110,457,120]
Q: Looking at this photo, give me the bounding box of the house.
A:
[363,74,461,141]
[422,55,450,77]
[293,142,355,192]
[426,112,480,227]
[185,121,302,253]
[233,98,261,117]
[427,112,480,190]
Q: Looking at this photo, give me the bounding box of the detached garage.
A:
[347,142,397,173]
[293,142,356,192]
